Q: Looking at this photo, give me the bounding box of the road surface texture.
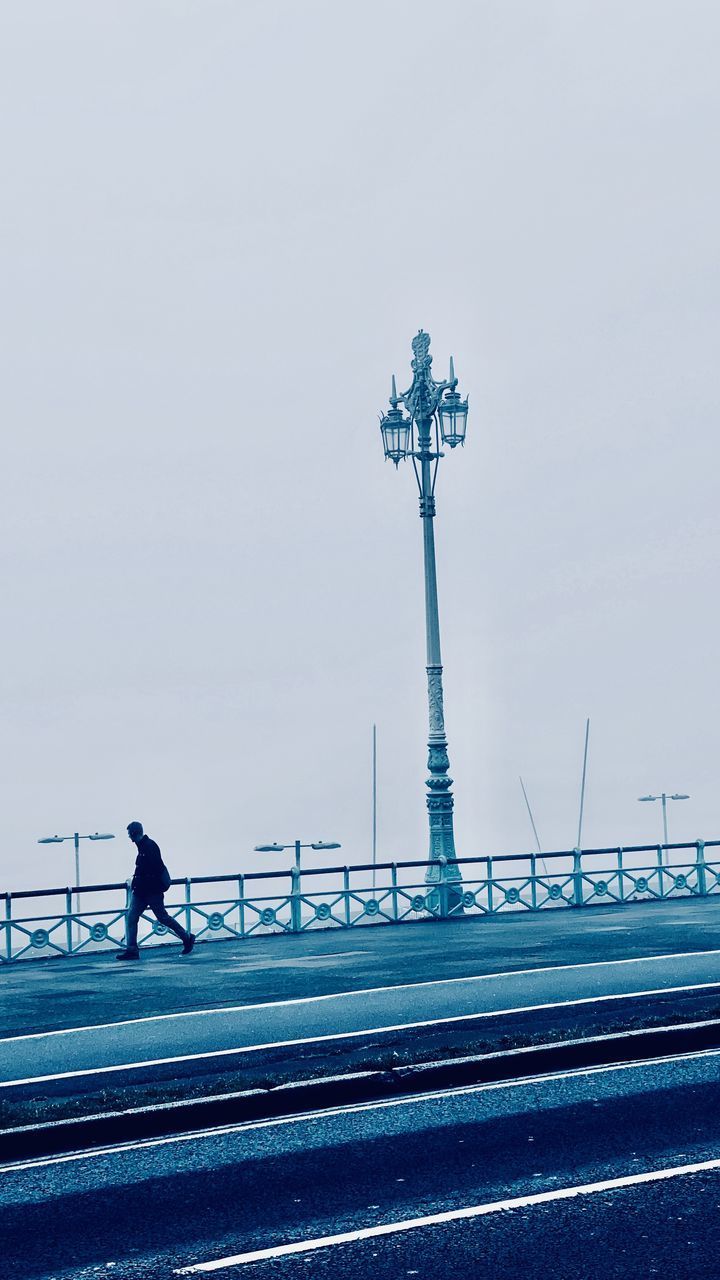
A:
[3,1045,720,1277]
[4,896,720,1038]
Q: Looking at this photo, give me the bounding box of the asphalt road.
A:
[4,1046,720,1278]
[4,896,720,1038]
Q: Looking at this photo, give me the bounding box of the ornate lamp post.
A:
[378,330,468,894]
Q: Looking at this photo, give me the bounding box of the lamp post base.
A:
[424,754,463,915]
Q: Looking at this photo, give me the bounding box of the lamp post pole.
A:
[637,793,690,863]
[38,831,115,946]
[73,831,80,896]
[378,331,469,896]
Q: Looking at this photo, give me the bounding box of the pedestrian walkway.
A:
[4,897,720,1039]
[3,903,720,1085]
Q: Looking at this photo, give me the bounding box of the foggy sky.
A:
[2,0,719,890]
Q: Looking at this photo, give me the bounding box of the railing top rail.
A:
[4,839,718,897]
[2,881,130,900]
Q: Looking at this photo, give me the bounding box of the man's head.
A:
[127,821,144,844]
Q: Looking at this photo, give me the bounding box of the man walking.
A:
[116,821,195,960]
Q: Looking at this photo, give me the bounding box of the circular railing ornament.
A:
[549,884,562,900]
[153,922,168,935]
[675,874,687,889]
[462,891,476,909]
[90,923,107,942]
[365,899,379,916]
[505,887,520,904]
[260,907,276,926]
[31,928,49,949]
[315,903,331,921]
[595,881,608,897]
[208,912,224,930]
[411,894,426,913]
[635,877,648,892]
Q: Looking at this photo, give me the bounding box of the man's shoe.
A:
[181,933,196,956]
[115,949,140,960]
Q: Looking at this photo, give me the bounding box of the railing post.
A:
[487,857,494,915]
[697,841,708,897]
[530,853,537,910]
[124,880,131,948]
[66,887,74,953]
[617,848,625,901]
[437,855,448,918]
[573,850,584,907]
[343,868,351,927]
[184,879,192,935]
[4,895,12,962]
[238,876,245,937]
[391,863,398,921]
[290,866,302,933]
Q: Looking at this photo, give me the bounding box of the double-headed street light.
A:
[378,330,468,893]
[255,840,342,932]
[37,831,115,944]
[254,839,342,872]
[637,793,689,862]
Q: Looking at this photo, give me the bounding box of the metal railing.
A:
[3,840,719,962]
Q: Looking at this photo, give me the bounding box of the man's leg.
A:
[148,896,192,947]
[116,891,144,958]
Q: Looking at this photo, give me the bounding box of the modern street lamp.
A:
[254,840,342,873]
[37,831,115,944]
[254,840,342,931]
[378,330,468,894]
[637,793,689,862]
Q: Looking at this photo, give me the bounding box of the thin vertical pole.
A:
[291,841,302,933]
[372,724,377,891]
[577,718,590,850]
[74,832,81,948]
[4,894,12,961]
[66,888,73,953]
[520,776,547,876]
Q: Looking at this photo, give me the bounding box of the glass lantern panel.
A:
[387,425,400,456]
[440,399,468,447]
[452,404,468,443]
[382,419,410,461]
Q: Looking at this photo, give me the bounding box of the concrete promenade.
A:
[4,895,720,1037]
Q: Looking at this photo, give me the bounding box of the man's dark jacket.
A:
[131,835,168,896]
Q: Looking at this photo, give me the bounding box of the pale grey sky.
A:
[1,0,719,890]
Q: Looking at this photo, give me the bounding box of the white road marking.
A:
[173,1155,720,1271]
[3,978,720,1089]
[4,946,720,1044]
[3,1044,720,1176]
